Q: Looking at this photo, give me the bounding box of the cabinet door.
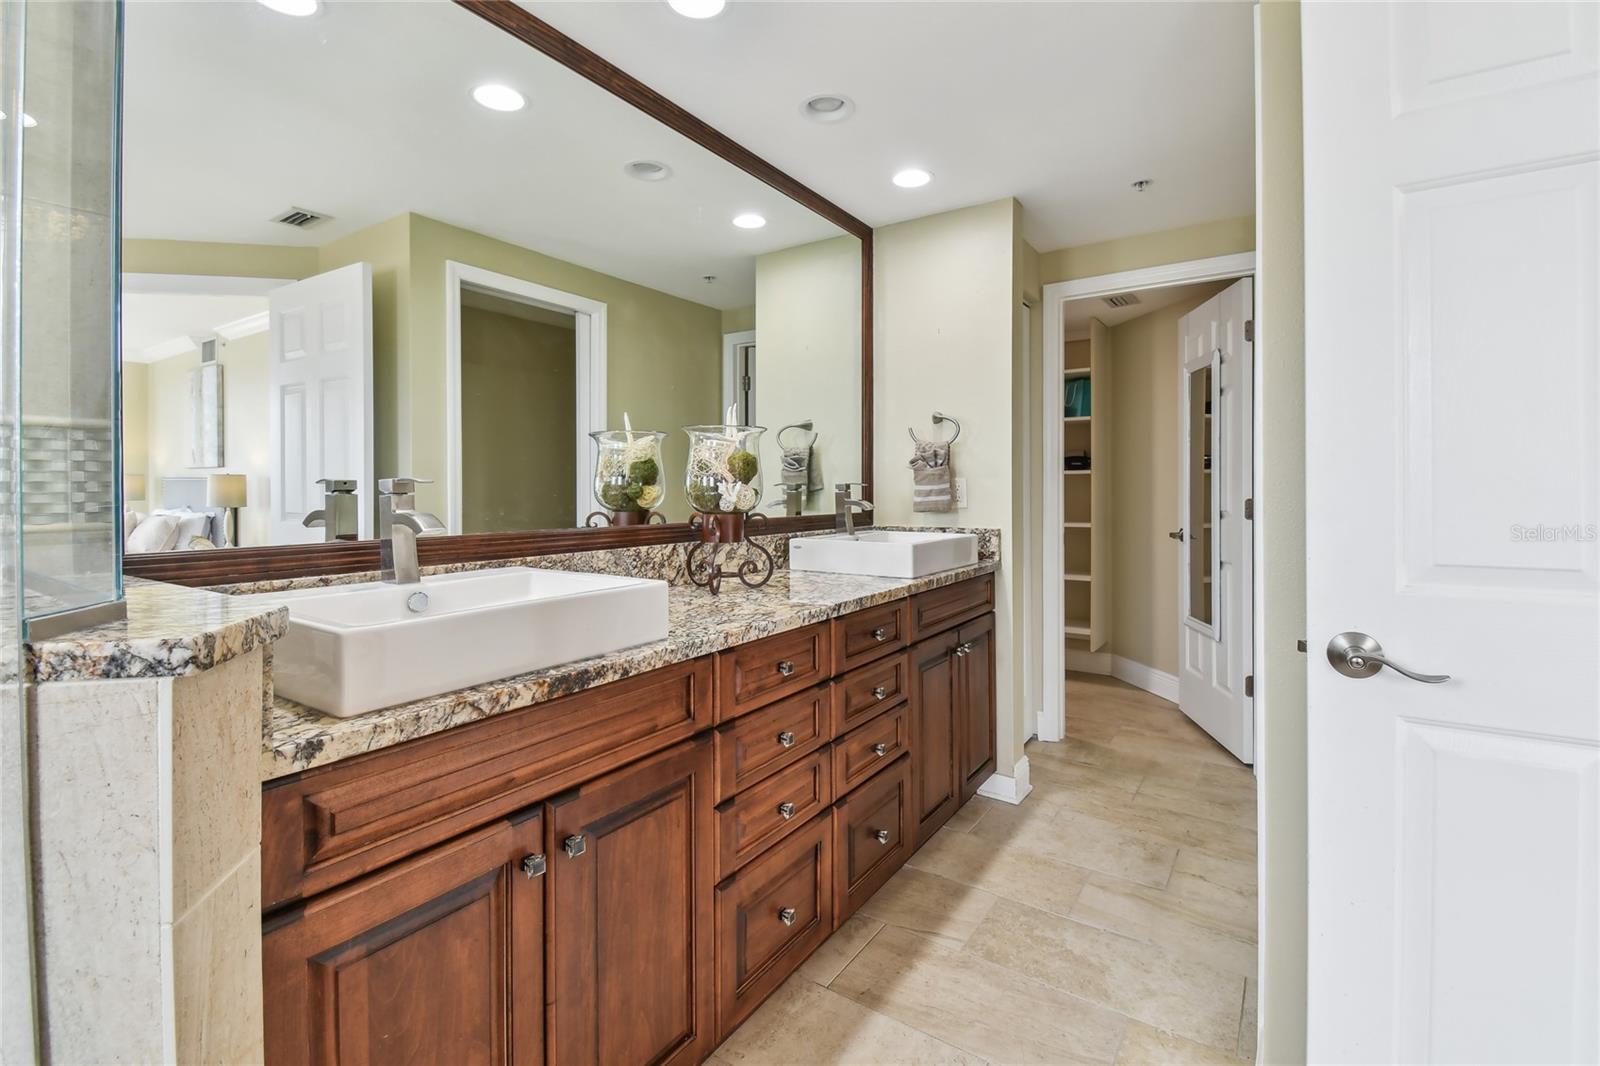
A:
[547,737,715,1066]
[263,813,546,1066]
[908,631,960,845]
[957,613,998,804]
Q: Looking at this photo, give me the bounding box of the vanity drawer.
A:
[832,754,912,925]
[716,623,832,722]
[713,684,830,803]
[831,599,910,673]
[832,701,911,796]
[262,656,713,909]
[715,812,833,1038]
[908,574,994,642]
[717,750,833,879]
[830,652,909,736]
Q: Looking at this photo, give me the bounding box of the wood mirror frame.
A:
[124,0,873,588]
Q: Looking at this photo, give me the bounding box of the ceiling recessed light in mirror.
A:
[667,0,726,18]
[472,84,526,112]
[892,168,932,189]
[257,0,319,16]
[1131,178,1154,191]
[624,160,673,182]
[801,94,855,123]
[1,111,38,128]
[732,213,766,230]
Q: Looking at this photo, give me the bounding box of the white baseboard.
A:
[1065,648,1112,674]
[1111,656,1180,705]
[976,756,1032,805]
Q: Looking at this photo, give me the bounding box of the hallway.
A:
[711,672,1258,1065]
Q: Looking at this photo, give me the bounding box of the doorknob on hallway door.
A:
[1326,631,1450,684]
[1168,529,1184,542]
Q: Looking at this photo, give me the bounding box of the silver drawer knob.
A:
[778,907,797,926]
[521,853,547,879]
[872,685,889,700]
[777,730,797,749]
[778,801,797,820]
[871,627,888,642]
[562,834,586,858]
[872,742,888,757]
[777,659,796,677]
[873,828,891,845]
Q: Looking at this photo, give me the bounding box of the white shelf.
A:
[1064,572,1092,583]
[1063,469,1091,476]
[1064,620,1091,639]
[1064,415,1091,424]
[1064,366,1092,379]
[1064,521,1092,529]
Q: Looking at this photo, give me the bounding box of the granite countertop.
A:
[28,577,289,683]
[265,558,998,781]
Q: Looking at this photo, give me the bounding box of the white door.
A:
[267,262,374,544]
[1304,3,1599,1062]
[1176,278,1253,763]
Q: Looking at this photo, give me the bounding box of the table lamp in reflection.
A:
[123,473,147,507]
[207,473,247,548]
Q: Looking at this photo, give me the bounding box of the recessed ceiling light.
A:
[0,111,37,127]
[624,160,673,182]
[667,0,725,18]
[732,213,766,230]
[801,94,855,124]
[257,0,319,16]
[472,84,526,112]
[892,168,932,189]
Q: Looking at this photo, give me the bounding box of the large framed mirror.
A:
[120,1,871,585]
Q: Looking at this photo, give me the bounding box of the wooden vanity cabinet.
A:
[956,613,998,804]
[908,609,998,843]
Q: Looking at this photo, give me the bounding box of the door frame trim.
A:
[1039,251,1256,743]
[444,260,608,533]
[720,329,757,422]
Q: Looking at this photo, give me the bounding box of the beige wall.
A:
[139,330,272,547]
[721,305,755,334]
[875,198,1027,781]
[1257,1,1308,1060]
[754,235,863,513]
[1106,282,1230,676]
[1040,215,1255,286]
[1017,214,1044,745]
[123,238,318,280]
[459,307,576,532]
[122,361,149,505]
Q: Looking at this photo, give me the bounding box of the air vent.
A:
[1103,293,1141,309]
[271,206,330,229]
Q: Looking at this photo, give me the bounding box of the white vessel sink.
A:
[789,530,980,579]
[244,567,668,718]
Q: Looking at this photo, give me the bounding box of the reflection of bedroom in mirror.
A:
[118,0,864,564]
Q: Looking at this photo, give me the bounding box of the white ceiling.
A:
[122,292,269,363]
[1063,280,1219,333]
[525,1,1257,252]
[122,0,848,309]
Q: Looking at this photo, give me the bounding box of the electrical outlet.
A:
[952,477,968,509]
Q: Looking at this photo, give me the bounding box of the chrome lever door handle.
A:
[1326,632,1449,684]
[1168,529,1185,542]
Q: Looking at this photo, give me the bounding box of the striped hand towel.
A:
[910,440,953,513]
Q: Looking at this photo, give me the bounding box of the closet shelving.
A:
[1062,318,1110,657]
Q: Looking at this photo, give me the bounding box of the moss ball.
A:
[728,450,758,485]
[628,457,660,485]
[687,482,723,512]
[600,481,632,510]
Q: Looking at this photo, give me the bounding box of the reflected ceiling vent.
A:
[624,159,673,182]
[272,206,331,229]
[1102,293,1141,309]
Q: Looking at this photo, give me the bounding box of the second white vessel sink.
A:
[789,530,980,579]
[244,567,668,718]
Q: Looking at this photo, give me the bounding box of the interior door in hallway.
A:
[1176,278,1253,763]
[1303,2,1598,1061]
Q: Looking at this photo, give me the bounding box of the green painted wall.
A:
[1038,215,1256,285]
[122,238,318,279]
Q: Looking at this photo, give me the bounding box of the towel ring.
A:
[908,411,961,446]
[777,420,817,449]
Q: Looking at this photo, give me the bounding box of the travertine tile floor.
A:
[711,672,1258,1066]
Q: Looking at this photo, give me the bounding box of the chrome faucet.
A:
[378,477,445,585]
[302,478,360,541]
[834,482,874,538]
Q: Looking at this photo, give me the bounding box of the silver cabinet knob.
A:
[777,659,796,677]
[873,828,891,845]
[872,742,888,757]
[778,907,797,926]
[777,802,797,820]
[1327,631,1450,684]
[871,627,888,642]
[521,853,547,879]
[777,730,797,749]
[953,645,969,658]
[958,642,976,655]
[872,685,889,700]
[562,834,587,858]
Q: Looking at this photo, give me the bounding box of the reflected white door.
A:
[1304,2,1599,1062]
[267,262,373,544]
[1176,278,1253,763]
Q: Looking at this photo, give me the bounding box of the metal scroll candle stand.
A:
[682,420,774,595]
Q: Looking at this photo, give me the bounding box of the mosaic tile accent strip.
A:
[0,418,117,527]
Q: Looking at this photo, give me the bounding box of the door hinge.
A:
[1244,497,1254,520]
[1244,674,1254,699]
[1244,319,1254,343]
